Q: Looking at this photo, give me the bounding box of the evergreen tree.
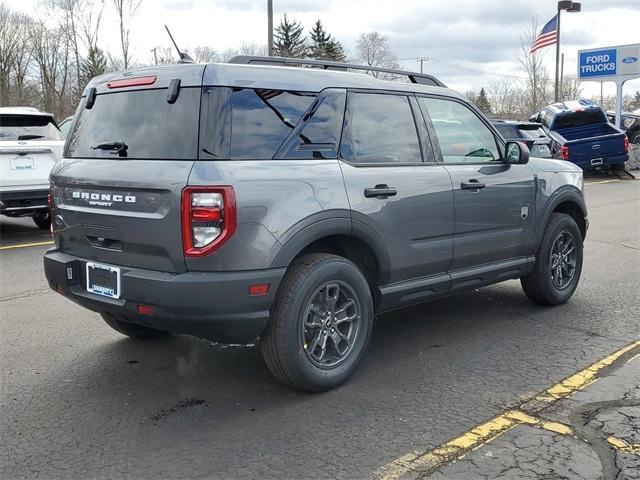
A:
[80,46,108,89]
[273,14,306,58]
[309,20,345,61]
[475,87,492,115]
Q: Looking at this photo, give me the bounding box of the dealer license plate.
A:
[86,262,121,299]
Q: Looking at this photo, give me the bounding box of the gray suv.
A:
[44,57,587,392]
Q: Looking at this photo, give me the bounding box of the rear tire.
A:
[32,212,51,230]
[101,313,170,339]
[521,213,583,306]
[260,253,374,392]
[611,163,626,171]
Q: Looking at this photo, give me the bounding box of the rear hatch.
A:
[0,113,64,192]
[51,64,205,273]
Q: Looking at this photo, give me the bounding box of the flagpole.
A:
[554,7,561,102]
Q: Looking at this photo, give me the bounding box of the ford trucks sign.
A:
[578,43,640,81]
[579,49,616,78]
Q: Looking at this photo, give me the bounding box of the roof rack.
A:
[227,55,446,88]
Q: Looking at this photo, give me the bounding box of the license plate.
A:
[535,145,551,156]
[86,262,121,299]
[11,156,35,170]
[591,158,603,166]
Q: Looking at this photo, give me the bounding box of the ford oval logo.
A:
[622,56,638,64]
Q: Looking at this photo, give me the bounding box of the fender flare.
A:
[270,217,392,285]
[537,186,587,245]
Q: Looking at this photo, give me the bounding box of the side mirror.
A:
[506,141,530,165]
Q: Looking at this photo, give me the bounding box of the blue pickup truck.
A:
[534,100,629,170]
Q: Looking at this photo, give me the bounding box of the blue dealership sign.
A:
[578,49,617,78]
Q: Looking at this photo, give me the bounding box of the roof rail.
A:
[227,55,446,88]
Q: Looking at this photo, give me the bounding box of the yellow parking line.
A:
[0,240,54,251]
[607,436,640,453]
[375,339,640,480]
[585,179,620,185]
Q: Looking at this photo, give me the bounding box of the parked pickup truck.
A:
[533,100,629,170]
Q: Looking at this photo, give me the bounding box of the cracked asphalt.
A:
[1,179,639,479]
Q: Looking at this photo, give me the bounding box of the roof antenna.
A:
[164,25,194,63]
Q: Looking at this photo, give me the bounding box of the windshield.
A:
[66,87,200,159]
[555,109,606,129]
[0,114,63,141]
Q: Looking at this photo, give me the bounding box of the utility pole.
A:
[559,52,564,100]
[267,0,273,56]
[418,57,428,73]
[151,47,158,65]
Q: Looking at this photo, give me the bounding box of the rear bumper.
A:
[0,189,48,213]
[571,153,628,170]
[43,249,286,343]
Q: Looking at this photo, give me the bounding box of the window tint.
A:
[0,115,63,141]
[342,93,421,163]
[230,89,316,159]
[66,88,200,159]
[493,124,520,140]
[278,89,346,159]
[420,97,500,163]
[555,109,606,129]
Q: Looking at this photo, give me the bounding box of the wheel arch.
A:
[539,187,588,243]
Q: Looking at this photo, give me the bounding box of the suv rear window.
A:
[555,109,606,130]
[66,88,200,159]
[0,115,63,141]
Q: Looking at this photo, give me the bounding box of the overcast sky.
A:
[7,0,640,98]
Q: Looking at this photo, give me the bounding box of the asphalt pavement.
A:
[1,178,639,480]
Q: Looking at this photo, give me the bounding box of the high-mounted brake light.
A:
[623,137,629,153]
[559,145,569,160]
[107,76,157,89]
[182,186,236,257]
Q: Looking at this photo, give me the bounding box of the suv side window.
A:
[419,97,501,164]
[341,92,422,164]
[230,89,317,159]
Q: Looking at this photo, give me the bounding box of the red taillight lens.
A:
[106,76,156,89]
[181,186,237,257]
[559,145,569,160]
[624,137,629,153]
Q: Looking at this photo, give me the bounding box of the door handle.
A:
[364,184,397,198]
[460,179,486,190]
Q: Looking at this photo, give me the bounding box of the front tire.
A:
[521,213,583,305]
[32,212,51,230]
[101,313,170,339]
[260,253,374,392]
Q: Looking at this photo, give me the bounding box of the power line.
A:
[398,56,528,81]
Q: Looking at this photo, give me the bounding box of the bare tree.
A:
[354,32,400,79]
[192,46,219,63]
[488,78,524,119]
[560,74,582,101]
[112,0,141,69]
[29,21,73,117]
[240,42,269,57]
[518,17,552,115]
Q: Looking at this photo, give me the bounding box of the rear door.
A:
[417,96,536,281]
[339,90,454,294]
[51,70,204,273]
[0,114,63,192]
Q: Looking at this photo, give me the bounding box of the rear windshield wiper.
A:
[91,141,128,157]
[17,134,45,140]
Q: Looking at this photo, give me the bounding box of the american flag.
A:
[530,15,558,53]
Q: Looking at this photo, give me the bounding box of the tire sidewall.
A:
[538,216,583,304]
[277,259,373,391]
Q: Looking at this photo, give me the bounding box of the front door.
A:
[417,96,537,277]
[339,91,454,295]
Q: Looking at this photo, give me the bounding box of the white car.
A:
[0,107,64,229]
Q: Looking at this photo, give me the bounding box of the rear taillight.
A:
[624,137,629,153]
[181,186,236,257]
[559,145,569,160]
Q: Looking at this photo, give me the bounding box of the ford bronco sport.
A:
[44,57,587,392]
